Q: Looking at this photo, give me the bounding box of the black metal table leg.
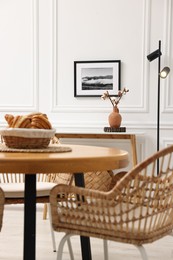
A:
[24,174,36,260]
[74,173,92,260]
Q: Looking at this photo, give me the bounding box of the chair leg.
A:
[135,245,148,260]
[67,236,75,260]
[57,233,74,260]
[48,203,56,252]
[103,240,109,260]
[43,203,47,220]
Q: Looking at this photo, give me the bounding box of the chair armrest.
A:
[50,183,109,201]
[109,171,128,190]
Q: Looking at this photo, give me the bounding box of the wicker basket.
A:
[0,128,56,149]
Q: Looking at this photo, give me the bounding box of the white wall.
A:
[0,0,172,163]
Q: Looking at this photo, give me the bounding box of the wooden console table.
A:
[55,133,137,166]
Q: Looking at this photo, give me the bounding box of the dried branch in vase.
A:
[101,88,129,107]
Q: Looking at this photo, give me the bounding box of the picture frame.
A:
[74,60,121,97]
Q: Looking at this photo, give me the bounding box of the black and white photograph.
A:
[74,60,121,97]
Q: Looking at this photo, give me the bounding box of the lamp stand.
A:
[157,40,161,153]
[147,40,170,174]
[157,40,161,173]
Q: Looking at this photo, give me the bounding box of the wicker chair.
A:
[0,187,4,233]
[0,172,73,252]
[50,145,173,260]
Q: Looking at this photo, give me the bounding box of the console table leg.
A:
[130,135,137,166]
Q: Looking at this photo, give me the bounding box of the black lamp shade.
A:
[147,49,162,62]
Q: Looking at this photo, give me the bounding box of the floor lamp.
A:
[147,40,170,173]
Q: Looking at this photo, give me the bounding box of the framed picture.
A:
[74,60,121,97]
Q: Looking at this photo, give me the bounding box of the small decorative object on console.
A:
[101,88,129,128]
[104,127,126,132]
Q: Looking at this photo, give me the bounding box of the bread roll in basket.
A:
[0,113,56,149]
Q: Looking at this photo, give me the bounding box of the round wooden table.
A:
[0,144,129,260]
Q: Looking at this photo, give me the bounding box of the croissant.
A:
[31,114,52,129]
[5,114,32,128]
[4,114,14,127]
[12,116,32,128]
[4,112,52,129]
[27,112,48,119]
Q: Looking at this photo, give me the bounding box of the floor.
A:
[0,204,173,260]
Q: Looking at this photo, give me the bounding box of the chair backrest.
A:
[0,173,73,185]
[0,187,4,232]
[50,145,173,245]
[0,173,24,183]
[107,145,173,243]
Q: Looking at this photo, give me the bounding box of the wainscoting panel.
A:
[0,0,38,112]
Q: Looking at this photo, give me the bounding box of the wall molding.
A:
[163,138,173,147]
[51,104,149,113]
[46,120,173,131]
[0,0,39,112]
[51,0,58,112]
[163,0,173,112]
[51,0,151,113]
[3,120,172,130]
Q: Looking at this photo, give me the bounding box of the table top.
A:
[0,144,129,174]
[55,132,143,139]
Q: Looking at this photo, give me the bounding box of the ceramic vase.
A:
[108,106,122,128]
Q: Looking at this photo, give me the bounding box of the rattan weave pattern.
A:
[0,143,72,153]
[0,187,4,232]
[80,170,114,191]
[50,145,173,246]
[0,127,56,149]
[2,136,50,149]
